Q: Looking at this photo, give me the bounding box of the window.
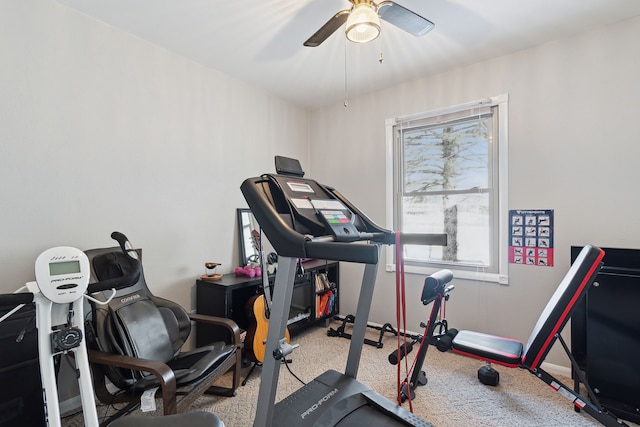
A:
[386,94,509,283]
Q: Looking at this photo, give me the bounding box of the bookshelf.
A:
[196,259,339,346]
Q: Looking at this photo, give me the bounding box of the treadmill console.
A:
[241,156,447,263]
[316,206,359,242]
[268,174,361,242]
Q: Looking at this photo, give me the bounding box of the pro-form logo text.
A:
[300,388,339,419]
[51,276,83,284]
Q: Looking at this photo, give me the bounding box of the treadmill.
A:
[241,156,447,427]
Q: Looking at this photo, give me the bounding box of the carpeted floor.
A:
[62,321,635,426]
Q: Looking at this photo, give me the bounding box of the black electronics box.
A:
[571,246,640,424]
[0,303,45,427]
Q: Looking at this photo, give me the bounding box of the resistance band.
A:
[395,232,413,411]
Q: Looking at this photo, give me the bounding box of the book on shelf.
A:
[325,290,334,315]
[316,290,335,318]
[317,293,327,317]
[315,272,331,292]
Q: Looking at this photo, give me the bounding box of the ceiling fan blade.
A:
[377,1,434,37]
[304,9,350,47]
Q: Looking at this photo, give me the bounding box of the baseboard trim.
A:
[540,361,571,379]
[335,315,575,381]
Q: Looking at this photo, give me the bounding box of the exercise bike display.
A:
[0,232,222,427]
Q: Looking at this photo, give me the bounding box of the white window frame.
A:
[385,94,510,284]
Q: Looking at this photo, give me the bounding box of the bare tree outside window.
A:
[393,103,501,273]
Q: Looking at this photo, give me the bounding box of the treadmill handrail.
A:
[240,175,446,264]
[324,185,446,246]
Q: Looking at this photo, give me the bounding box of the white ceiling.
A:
[57,0,640,109]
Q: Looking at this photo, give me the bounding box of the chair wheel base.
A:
[478,365,500,386]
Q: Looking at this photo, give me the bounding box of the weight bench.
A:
[449,244,628,427]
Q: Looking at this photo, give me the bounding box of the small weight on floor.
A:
[478,364,500,386]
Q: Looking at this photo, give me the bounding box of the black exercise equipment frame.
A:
[447,245,629,427]
[241,158,446,427]
[388,269,455,403]
[328,315,421,349]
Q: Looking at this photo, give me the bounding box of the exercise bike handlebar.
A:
[86,231,142,293]
[0,232,141,306]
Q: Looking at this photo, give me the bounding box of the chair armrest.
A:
[88,349,178,414]
[189,313,242,348]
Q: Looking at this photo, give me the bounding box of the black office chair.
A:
[84,247,242,418]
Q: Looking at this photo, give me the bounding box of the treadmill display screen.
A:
[286,181,314,193]
[320,210,350,224]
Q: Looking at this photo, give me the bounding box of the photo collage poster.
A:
[508,209,554,267]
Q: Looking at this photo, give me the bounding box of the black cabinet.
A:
[196,259,339,346]
[0,304,45,426]
[571,246,640,424]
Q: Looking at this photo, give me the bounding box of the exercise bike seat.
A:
[107,411,224,427]
[451,330,523,367]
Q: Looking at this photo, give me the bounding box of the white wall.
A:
[0,0,309,316]
[309,16,640,366]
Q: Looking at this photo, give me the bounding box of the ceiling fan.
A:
[304,0,435,47]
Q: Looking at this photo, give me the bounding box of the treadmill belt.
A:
[273,370,433,426]
[335,404,410,426]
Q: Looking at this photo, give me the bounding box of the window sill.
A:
[385,263,509,285]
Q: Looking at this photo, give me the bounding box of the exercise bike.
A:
[388,269,457,403]
[0,232,222,427]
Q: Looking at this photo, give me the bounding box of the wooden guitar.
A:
[244,230,290,364]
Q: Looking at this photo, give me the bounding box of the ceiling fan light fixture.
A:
[345,2,381,44]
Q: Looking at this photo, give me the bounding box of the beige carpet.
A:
[63,321,634,426]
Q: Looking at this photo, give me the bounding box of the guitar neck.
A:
[260,250,272,308]
[251,228,274,315]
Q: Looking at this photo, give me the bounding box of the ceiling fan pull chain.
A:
[344,37,349,107]
[378,29,384,64]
